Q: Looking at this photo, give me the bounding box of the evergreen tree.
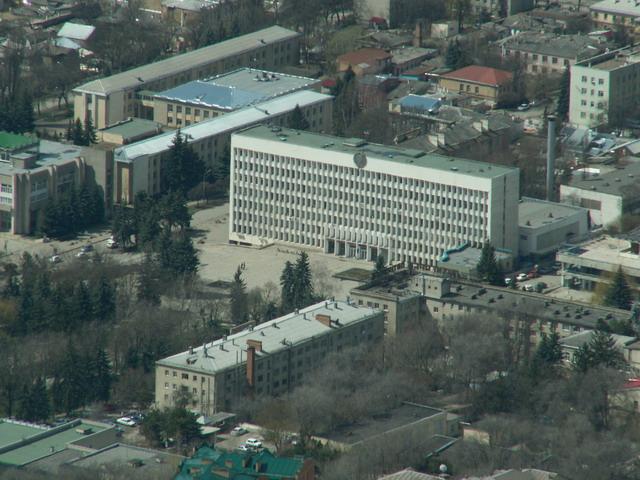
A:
[536,331,563,365]
[445,40,468,69]
[556,68,570,120]
[30,377,50,422]
[371,254,387,284]
[66,121,73,141]
[92,275,116,322]
[16,384,33,421]
[293,251,313,309]
[16,91,35,133]
[83,116,97,145]
[52,343,88,414]
[603,267,632,310]
[111,205,136,248]
[165,233,199,276]
[72,119,86,146]
[230,265,248,324]
[280,260,295,313]
[477,242,503,286]
[69,281,93,329]
[93,348,113,402]
[164,131,205,196]
[572,329,625,372]
[289,104,310,130]
[137,254,162,306]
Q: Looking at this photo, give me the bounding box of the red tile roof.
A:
[337,48,392,66]
[442,65,513,86]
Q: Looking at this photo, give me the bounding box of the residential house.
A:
[336,48,393,76]
[438,65,513,105]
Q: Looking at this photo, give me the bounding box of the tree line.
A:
[3,253,116,336]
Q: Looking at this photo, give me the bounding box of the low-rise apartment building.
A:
[113,90,332,204]
[155,300,385,414]
[152,68,320,128]
[414,273,633,345]
[568,46,640,128]
[0,132,87,234]
[73,26,301,129]
[350,275,423,335]
[499,33,605,75]
[590,0,640,34]
[229,125,520,268]
[438,65,513,105]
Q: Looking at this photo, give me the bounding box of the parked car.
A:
[504,277,513,286]
[106,238,119,249]
[524,284,535,292]
[81,244,94,253]
[517,102,530,111]
[516,273,528,282]
[231,426,248,436]
[116,417,137,427]
[245,438,262,449]
[49,255,62,264]
[76,251,88,259]
[237,445,250,452]
[527,271,539,279]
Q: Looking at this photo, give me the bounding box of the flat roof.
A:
[565,159,640,197]
[558,235,640,274]
[559,330,635,349]
[100,118,161,138]
[518,197,587,229]
[429,274,631,329]
[390,46,437,63]
[114,90,331,162]
[324,402,444,446]
[0,421,109,467]
[74,26,300,95]
[0,140,83,176]
[153,68,318,110]
[0,420,45,450]
[576,45,640,70]
[235,125,517,179]
[438,244,512,273]
[157,300,380,374]
[68,443,184,471]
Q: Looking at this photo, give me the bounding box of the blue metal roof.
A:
[154,80,265,110]
[399,94,441,112]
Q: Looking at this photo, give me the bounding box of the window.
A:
[193,375,197,381]
[164,382,169,389]
[474,86,479,93]
[181,373,189,379]
[581,75,587,82]
[165,370,169,376]
[167,116,173,124]
[173,371,177,377]
[195,109,200,116]
[176,106,182,113]
[204,111,210,118]
[185,107,191,115]
[168,104,173,112]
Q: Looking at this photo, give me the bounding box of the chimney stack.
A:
[246,346,256,387]
[546,115,557,201]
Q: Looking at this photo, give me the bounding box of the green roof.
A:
[0,421,44,450]
[236,125,517,179]
[0,131,37,151]
[175,446,306,480]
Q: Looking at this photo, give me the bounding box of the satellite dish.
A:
[439,464,448,473]
[353,151,367,169]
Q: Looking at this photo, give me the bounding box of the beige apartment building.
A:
[73,26,301,129]
[591,0,640,35]
[439,66,513,105]
[113,90,332,204]
[155,301,385,414]
[0,132,86,234]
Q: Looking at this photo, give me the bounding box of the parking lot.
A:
[192,203,371,299]
[215,426,273,453]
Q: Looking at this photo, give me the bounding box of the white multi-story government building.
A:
[229,125,520,267]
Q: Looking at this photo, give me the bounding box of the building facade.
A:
[438,65,513,105]
[590,0,640,34]
[155,301,385,414]
[229,126,519,268]
[568,46,640,128]
[0,132,87,234]
[113,91,333,204]
[73,26,301,129]
[499,33,605,76]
